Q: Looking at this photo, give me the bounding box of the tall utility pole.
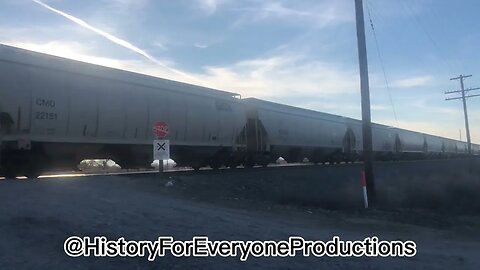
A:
[355,0,376,206]
[445,75,480,155]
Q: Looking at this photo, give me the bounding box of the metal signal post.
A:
[355,0,376,206]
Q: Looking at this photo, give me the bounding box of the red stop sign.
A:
[153,121,169,138]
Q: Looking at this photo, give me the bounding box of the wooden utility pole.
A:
[355,0,376,206]
[445,75,480,155]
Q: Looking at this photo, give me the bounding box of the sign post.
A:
[153,139,170,173]
[152,121,170,174]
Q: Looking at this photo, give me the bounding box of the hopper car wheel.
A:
[328,157,337,164]
[3,162,19,179]
[259,160,269,167]
[24,153,44,179]
[226,162,240,169]
[243,159,255,168]
[2,156,19,179]
[25,167,42,179]
[311,158,323,165]
[225,158,241,169]
[3,167,18,179]
[209,161,222,170]
[258,155,271,167]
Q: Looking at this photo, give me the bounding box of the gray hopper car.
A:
[1,45,478,178]
[0,45,246,177]
[239,98,362,165]
[240,98,479,165]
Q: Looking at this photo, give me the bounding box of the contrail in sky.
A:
[32,0,201,83]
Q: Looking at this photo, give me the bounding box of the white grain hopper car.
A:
[0,45,477,178]
[0,45,246,177]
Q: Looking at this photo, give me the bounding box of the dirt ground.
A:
[0,160,479,269]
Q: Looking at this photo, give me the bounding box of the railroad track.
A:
[2,157,476,180]
[1,161,355,179]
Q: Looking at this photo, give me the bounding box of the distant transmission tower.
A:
[445,74,480,155]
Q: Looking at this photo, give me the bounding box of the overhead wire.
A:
[365,0,399,127]
[399,0,457,74]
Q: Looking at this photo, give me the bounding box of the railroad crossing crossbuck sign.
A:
[153,139,170,160]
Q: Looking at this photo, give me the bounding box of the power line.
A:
[400,0,456,74]
[365,0,398,127]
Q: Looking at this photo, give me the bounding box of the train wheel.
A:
[311,157,324,165]
[3,169,17,179]
[226,161,240,169]
[210,164,221,170]
[243,160,255,168]
[3,163,19,179]
[209,159,222,170]
[2,154,19,179]
[258,154,271,167]
[25,166,42,179]
[24,153,45,179]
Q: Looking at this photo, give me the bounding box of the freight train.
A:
[0,45,478,178]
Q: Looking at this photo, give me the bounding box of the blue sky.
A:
[1,0,479,143]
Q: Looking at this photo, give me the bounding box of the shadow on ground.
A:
[138,158,480,214]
